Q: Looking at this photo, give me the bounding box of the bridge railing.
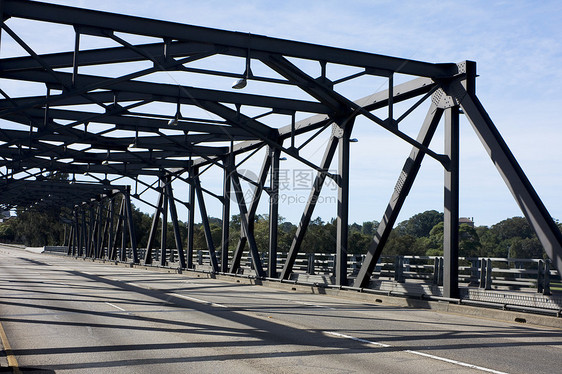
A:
[47,245,560,294]
[189,249,559,294]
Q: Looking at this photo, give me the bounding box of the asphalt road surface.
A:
[0,245,561,373]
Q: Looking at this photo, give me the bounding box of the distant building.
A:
[459,217,474,227]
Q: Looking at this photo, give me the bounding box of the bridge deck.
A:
[1,245,561,373]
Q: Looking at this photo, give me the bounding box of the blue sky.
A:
[3,1,561,227]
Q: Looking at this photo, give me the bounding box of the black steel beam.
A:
[230,170,266,278]
[160,179,168,267]
[336,120,354,286]
[190,77,436,168]
[268,146,281,278]
[0,70,332,115]
[280,132,340,280]
[451,80,562,274]
[193,174,219,272]
[221,154,232,273]
[2,1,457,78]
[186,167,196,269]
[354,104,443,288]
[144,187,163,265]
[443,106,460,298]
[166,177,186,268]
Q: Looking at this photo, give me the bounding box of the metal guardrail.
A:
[38,245,562,317]
[44,245,560,295]
[190,250,559,295]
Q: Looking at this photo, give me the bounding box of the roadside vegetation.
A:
[1,206,559,260]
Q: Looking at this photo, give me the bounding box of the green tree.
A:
[384,231,417,255]
[130,204,152,248]
[361,220,379,236]
[192,218,222,252]
[425,221,444,255]
[12,207,67,246]
[278,218,296,253]
[478,217,544,258]
[348,231,371,254]
[508,237,544,259]
[0,221,15,242]
[302,217,335,253]
[458,223,481,257]
[396,210,443,238]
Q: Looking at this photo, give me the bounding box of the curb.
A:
[49,254,562,329]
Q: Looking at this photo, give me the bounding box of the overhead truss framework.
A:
[0,1,560,298]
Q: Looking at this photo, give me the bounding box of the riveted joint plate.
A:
[456,61,468,75]
[432,88,459,109]
[331,124,344,138]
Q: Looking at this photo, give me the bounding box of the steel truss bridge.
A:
[1,0,561,299]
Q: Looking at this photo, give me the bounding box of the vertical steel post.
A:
[66,224,74,255]
[544,259,551,295]
[394,256,404,283]
[443,106,460,298]
[438,257,444,286]
[87,206,95,257]
[0,0,4,54]
[81,209,87,257]
[336,124,352,286]
[268,146,281,278]
[166,177,186,268]
[74,209,80,257]
[479,258,486,288]
[221,154,232,272]
[186,166,196,269]
[537,260,544,294]
[144,187,163,264]
[160,177,169,266]
[120,201,128,262]
[100,200,110,259]
[433,257,439,285]
[485,258,492,290]
[95,202,103,259]
[110,198,125,261]
[194,174,220,272]
[124,186,138,263]
[107,197,115,260]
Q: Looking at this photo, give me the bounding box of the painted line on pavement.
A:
[325,331,508,374]
[105,302,126,312]
[291,300,336,310]
[325,331,390,347]
[124,281,228,309]
[404,350,508,374]
[170,293,228,308]
[0,320,22,374]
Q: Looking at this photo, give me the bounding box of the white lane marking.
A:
[170,293,228,308]
[404,350,509,374]
[105,302,126,311]
[325,331,508,374]
[127,282,147,289]
[118,282,228,309]
[325,331,391,348]
[292,300,336,310]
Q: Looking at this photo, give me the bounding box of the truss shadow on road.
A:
[1,261,562,372]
